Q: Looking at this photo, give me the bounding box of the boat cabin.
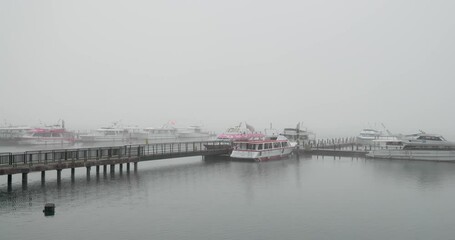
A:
[234,140,290,151]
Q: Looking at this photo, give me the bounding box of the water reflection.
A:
[365,158,455,190]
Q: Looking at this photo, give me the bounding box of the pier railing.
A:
[0,140,232,168]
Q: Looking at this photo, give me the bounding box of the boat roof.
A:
[234,139,288,144]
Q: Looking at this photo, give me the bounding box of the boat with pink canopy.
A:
[216,122,265,141]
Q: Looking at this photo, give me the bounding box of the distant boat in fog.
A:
[78,122,137,143]
[217,122,264,141]
[177,125,212,139]
[17,120,75,145]
[0,125,32,145]
[141,122,178,141]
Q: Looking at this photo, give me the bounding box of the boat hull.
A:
[18,138,75,145]
[230,147,294,161]
[366,150,455,161]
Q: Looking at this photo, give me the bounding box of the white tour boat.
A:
[366,133,455,161]
[230,135,296,161]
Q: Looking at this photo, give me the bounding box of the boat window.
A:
[417,136,443,141]
[51,133,62,137]
[273,142,280,148]
[258,144,263,150]
[282,142,288,147]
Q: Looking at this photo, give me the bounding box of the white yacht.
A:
[78,123,132,143]
[366,133,455,161]
[142,125,178,141]
[177,126,211,139]
[281,123,315,149]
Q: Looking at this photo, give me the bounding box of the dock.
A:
[0,140,232,191]
[0,137,377,191]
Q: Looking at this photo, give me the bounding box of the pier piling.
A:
[57,169,62,182]
[7,174,12,192]
[41,171,45,184]
[22,173,28,189]
[0,140,232,188]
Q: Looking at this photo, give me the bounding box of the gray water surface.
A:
[1,155,455,240]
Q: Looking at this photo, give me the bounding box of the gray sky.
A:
[1,0,454,138]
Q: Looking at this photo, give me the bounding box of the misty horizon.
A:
[1,0,454,140]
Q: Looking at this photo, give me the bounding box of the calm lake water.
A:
[1,154,455,240]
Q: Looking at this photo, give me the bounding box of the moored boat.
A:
[217,122,264,141]
[78,122,131,143]
[18,121,75,145]
[0,125,32,145]
[366,133,455,161]
[177,126,211,139]
[230,135,296,161]
[281,122,315,149]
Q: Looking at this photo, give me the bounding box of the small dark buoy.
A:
[43,203,55,216]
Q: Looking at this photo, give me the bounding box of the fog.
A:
[1,0,454,139]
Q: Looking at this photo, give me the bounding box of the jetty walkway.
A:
[0,140,232,191]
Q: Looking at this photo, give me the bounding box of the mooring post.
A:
[134,162,138,172]
[127,162,130,172]
[22,173,28,189]
[110,164,115,173]
[57,169,62,182]
[86,166,91,181]
[103,165,107,173]
[7,174,12,192]
[41,171,45,184]
[96,165,100,174]
[119,163,123,173]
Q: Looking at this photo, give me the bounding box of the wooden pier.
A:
[300,137,369,157]
[0,140,232,191]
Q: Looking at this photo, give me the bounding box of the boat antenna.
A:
[381,123,392,136]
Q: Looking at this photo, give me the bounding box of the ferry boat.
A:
[366,133,455,161]
[217,122,264,141]
[18,122,75,145]
[0,125,32,144]
[230,135,296,161]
